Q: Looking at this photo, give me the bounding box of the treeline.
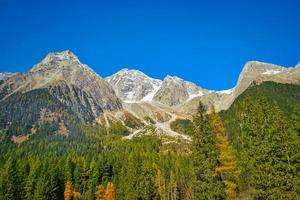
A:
[0,84,300,199]
[0,136,193,200]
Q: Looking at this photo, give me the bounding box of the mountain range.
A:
[0,50,299,142]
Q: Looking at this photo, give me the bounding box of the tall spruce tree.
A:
[291,104,300,136]
[0,157,20,200]
[191,102,225,199]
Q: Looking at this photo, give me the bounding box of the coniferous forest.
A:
[0,82,300,200]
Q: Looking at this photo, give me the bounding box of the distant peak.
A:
[164,75,182,81]
[119,68,129,72]
[113,68,149,77]
[243,60,285,69]
[29,50,93,74]
[43,50,80,63]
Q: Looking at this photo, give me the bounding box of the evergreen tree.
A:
[0,157,20,200]
[24,160,40,200]
[51,166,64,199]
[191,102,224,199]
[239,96,300,199]
[87,158,100,199]
[291,104,300,136]
[137,160,156,199]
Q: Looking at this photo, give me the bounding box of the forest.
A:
[0,82,300,200]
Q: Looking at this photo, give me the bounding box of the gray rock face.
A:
[2,52,299,123]
[48,80,104,121]
[105,68,162,103]
[216,61,300,111]
[153,76,206,106]
[0,50,122,120]
[0,72,17,81]
[153,76,188,106]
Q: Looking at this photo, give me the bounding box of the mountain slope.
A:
[217,61,300,111]
[0,51,123,141]
[0,51,122,119]
[0,72,16,81]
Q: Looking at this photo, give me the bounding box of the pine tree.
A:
[64,181,73,200]
[0,157,20,200]
[210,106,240,200]
[137,160,156,200]
[291,104,300,136]
[24,161,40,200]
[121,154,139,200]
[239,96,300,199]
[88,158,100,199]
[48,165,64,199]
[105,182,116,200]
[33,171,49,200]
[191,102,225,199]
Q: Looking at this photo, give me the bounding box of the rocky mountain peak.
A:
[29,50,94,76]
[0,51,122,119]
[215,61,300,111]
[106,68,162,103]
[43,50,79,63]
[0,72,17,81]
[164,75,182,80]
[153,75,205,106]
[241,61,285,75]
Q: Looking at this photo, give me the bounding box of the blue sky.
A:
[0,0,299,90]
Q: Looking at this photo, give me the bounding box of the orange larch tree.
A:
[105,182,116,200]
[64,181,73,200]
[210,106,240,200]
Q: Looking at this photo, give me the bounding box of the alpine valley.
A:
[0,51,299,200]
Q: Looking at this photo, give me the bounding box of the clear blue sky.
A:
[0,0,299,90]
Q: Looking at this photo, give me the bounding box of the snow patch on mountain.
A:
[187,90,204,100]
[262,69,282,75]
[141,84,161,102]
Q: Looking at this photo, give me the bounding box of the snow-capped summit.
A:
[105,68,162,103]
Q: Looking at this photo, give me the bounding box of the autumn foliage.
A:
[64,181,73,200]
[210,106,240,199]
[105,182,116,200]
[95,184,105,200]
